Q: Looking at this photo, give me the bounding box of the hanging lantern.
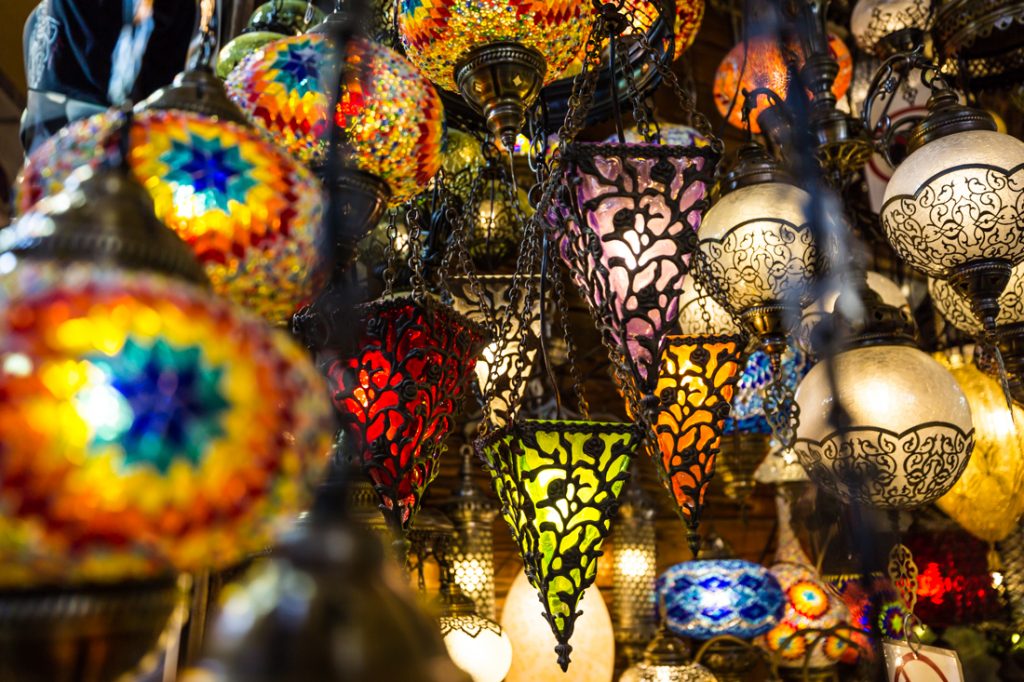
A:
[929,262,1024,337]
[657,559,785,640]
[16,108,322,324]
[612,478,659,665]
[649,335,744,552]
[0,166,332,588]
[465,165,532,268]
[619,625,718,682]
[216,0,324,77]
[826,573,910,662]
[395,0,588,146]
[439,588,514,682]
[450,274,541,430]
[479,419,639,670]
[325,295,487,530]
[757,493,852,673]
[755,443,810,486]
[799,271,911,355]
[725,347,813,436]
[559,138,719,400]
[932,0,1024,92]
[442,447,500,619]
[501,569,615,682]
[850,0,931,56]
[880,85,1024,330]
[712,34,852,133]
[619,0,704,60]
[794,343,974,508]
[226,33,444,203]
[932,350,1024,544]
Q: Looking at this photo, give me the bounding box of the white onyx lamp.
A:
[793,344,975,508]
[928,262,1024,335]
[798,271,911,352]
[850,0,931,56]
[440,614,514,682]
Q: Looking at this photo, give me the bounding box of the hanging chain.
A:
[382,209,399,297]
[404,204,428,299]
[547,240,590,419]
[615,33,657,143]
[763,350,801,450]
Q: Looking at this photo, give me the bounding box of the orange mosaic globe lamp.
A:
[621,0,704,60]
[0,166,332,589]
[396,0,589,147]
[226,33,444,204]
[713,33,852,133]
[17,108,322,325]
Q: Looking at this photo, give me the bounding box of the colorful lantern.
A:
[827,573,910,662]
[758,493,852,669]
[16,108,322,324]
[713,33,852,133]
[657,559,785,640]
[558,140,718,400]
[226,33,443,202]
[216,0,324,77]
[325,295,486,530]
[650,335,744,551]
[933,351,1024,543]
[479,419,639,670]
[620,0,705,60]
[725,347,813,436]
[0,172,331,588]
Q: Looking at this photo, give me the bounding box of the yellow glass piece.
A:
[935,351,1024,543]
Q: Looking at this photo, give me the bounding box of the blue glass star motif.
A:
[161,134,258,212]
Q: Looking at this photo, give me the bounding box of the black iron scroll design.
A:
[697,218,818,313]
[793,422,975,508]
[880,164,1024,277]
[557,141,719,401]
[325,295,488,531]
[477,419,639,671]
[438,613,503,639]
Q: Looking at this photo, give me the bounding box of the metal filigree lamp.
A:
[323,295,487,533]
[933,0,1024,92]
[650,335,745,553]
[851,0,931,56]
[477,420,640,670]
[620,622,718,682]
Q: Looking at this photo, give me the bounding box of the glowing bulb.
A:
[993,571,1005,588]
[441,615,513,682]
[617,547,652,579]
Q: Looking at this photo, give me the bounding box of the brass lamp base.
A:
[0,579,181,682]
[455,42,546,151]
[740,303,798,356]
[948,259,1013,332]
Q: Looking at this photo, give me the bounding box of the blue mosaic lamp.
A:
[724,348,813,435]
[656,559,785,640]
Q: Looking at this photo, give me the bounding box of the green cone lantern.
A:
[478,419,640,671]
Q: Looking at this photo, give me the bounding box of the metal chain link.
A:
[546,239,590,419]
[615,34,657,143]
[405,204,427,298]
[383,209,399,297]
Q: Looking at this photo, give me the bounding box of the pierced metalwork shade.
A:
[658,560,784,640]
[324,295,487,530]
[850,0,931,56]
[650,335,744,551]
[558,141,719,399]
[929,262,1024,335]
[478,419,639,671]
[450,275,541,430]
[612,480,659,665]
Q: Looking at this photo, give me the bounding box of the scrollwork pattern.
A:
[438,613,504,639]
[556,142,718,398]
[697,218,818,313]
[793,423,975,508]
[477,419,639,670]
[325,295,487,529]
[881,165,1024,277]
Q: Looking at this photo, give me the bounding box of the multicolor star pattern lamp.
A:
[325,295,486,531]
[650,335,744,552]
[226,33,444,203]
[657,560,785,640]
[17,109,322,324]
[0,168,331,588]
[479,419,639,671]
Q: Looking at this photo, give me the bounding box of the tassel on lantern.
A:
[478,419,639,671]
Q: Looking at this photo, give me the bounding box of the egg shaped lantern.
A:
[226,33,443,202]
[17,108,322,325]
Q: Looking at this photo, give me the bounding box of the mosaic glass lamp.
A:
[324,295,487,531]
[649,335,744,553]
[657,559,785,640]
[620,0,704,60]
[216,0,324,78]
[0,166,331,588]
[559,137,718,402]
[226,33,444,203]
[479,419,639,670]
[826,574,909,663]
[713,34,852,133]
[396,0,589,146]
[16,108,322,324]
